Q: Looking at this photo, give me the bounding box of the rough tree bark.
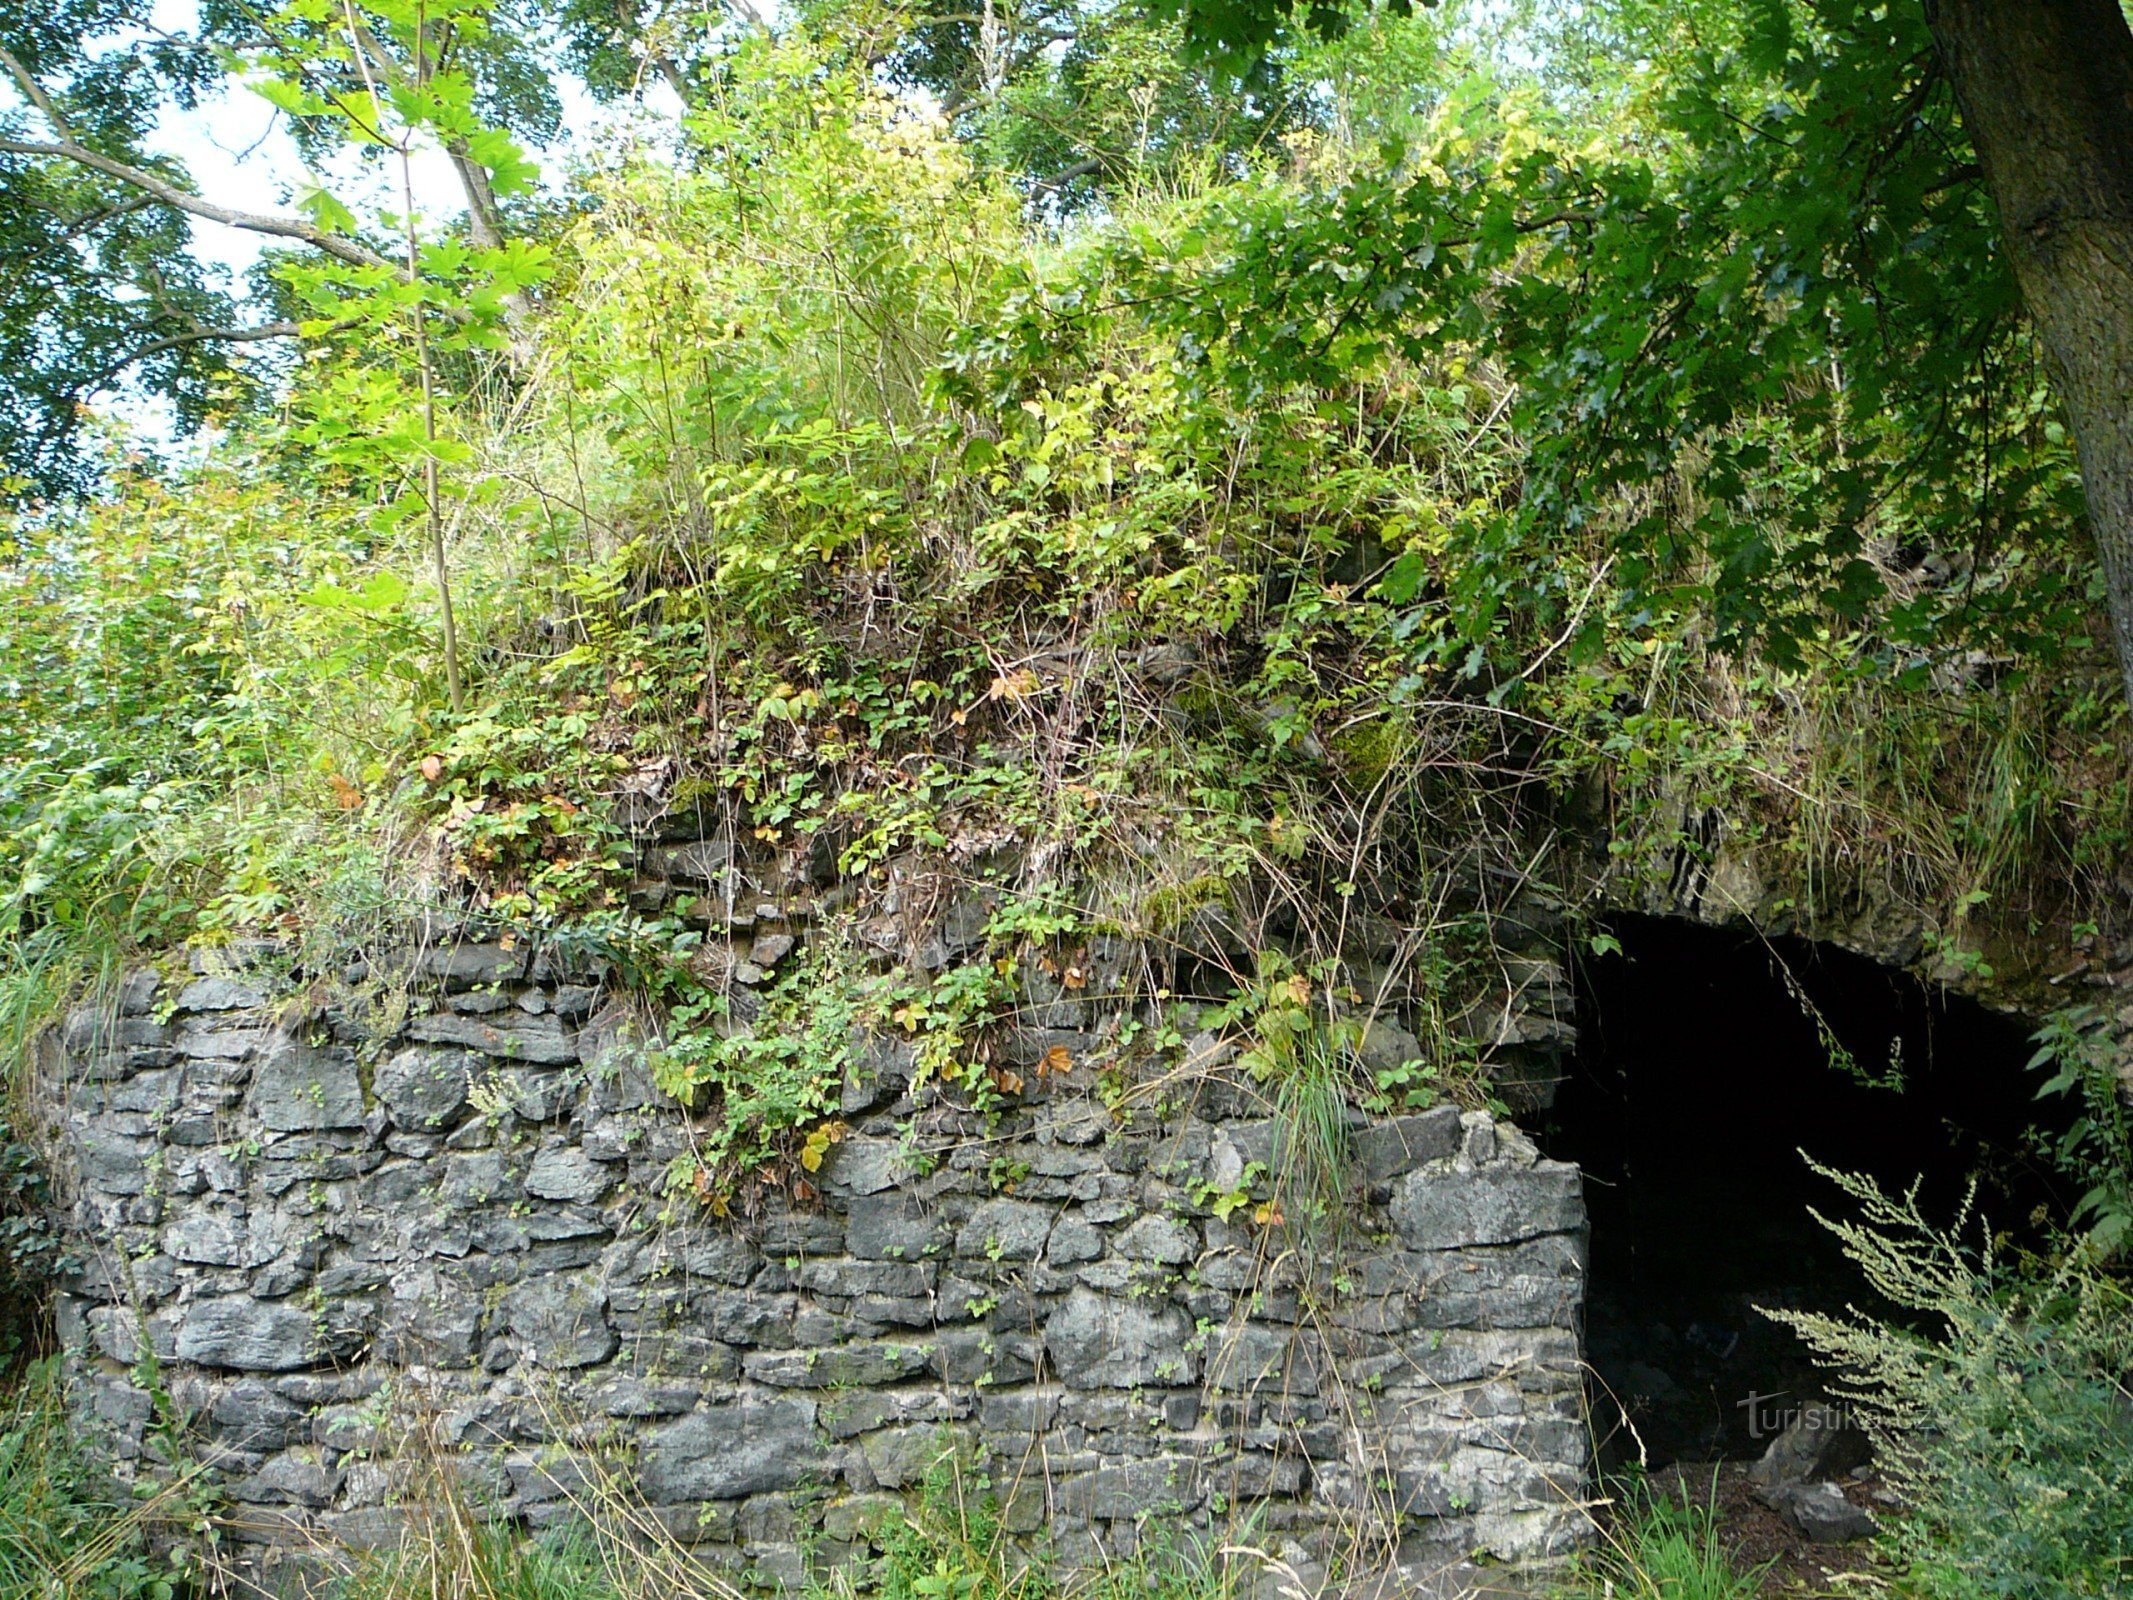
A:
[1926,0,2133,705]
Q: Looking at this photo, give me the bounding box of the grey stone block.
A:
[1043,1287,1198,1388]
[1354,1108,1464,1182]
[846,1196,943,1261]
[1046,1215,1104,1264]
[640,1397,824,1502]
[502,1277,617,1368]
[593,1378,700,1418]
[163,1211,245,1267]
[78,1132,148,1195]
[176,1298,323,1372]
[525,1146,613,1205]
[117,969,162,1015]
[418,943,526,989]
[798,1259,929,1299]
[247,1038,365,1132]
[1057,1458,1201,1520]
[1115,1214,1196,1264]
[209,1382,311,1451]
[374,1047,475,1132]
[230,1452,343,1508]
[744,1342,930,1388]
[406,1012,578,1065]
[825,1138,909,1197]
[956,1198,1052,1262]
[861,1425,960,1489]
[1389,1162,1584,1250]
[178,976,268,1013]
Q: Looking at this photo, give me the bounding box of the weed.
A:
[1773,1164,2133,1599]
[1556,1472,1772,1600]
[0,1360,192,1598]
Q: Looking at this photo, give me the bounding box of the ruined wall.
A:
[47,942,1589,1599]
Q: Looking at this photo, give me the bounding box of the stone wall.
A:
[46,945,1590,1599]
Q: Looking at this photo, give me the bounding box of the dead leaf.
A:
[1040,1045,1073,1077]
[328,773,364,810]
[987,666,1040,702]
[419,755,444,782]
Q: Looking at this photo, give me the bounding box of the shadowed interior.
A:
[1541,914,2069,1466]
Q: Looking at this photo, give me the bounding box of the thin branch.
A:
[0,44,401,278]
[0,138,401,277]
[79,318,313,393]
[1031,155,1103,194]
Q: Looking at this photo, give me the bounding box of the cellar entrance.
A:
[1542,914,2070,1468]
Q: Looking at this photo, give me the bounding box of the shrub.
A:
[1774,1165,2133,1599]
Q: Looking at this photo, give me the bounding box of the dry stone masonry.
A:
[47,932,1589,1598]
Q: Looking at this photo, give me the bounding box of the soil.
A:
[1643,1461,1892,1597]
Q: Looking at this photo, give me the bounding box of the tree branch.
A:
[1031,155,1103,194]
[0,43,76,141]
[0,46,402,279]
[78,318,317,394]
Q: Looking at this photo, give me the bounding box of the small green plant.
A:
[819,1442,1040,1600]
[1201,955,1357,1235]
[1557,1471,1772,1600]
[2027,1004,2133,1258]
[344,1522,629,1600]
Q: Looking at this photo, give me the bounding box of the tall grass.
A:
[1555,1474,1772,1600]
[341,1523,633,1600]
[0,1360,184,1599]
[813,1446,1257,1600]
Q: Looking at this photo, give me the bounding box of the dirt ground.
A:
[1644,1461,1890,1596]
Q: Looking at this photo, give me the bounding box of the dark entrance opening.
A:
[1540,914,2070,1468]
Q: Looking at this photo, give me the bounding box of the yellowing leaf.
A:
[987,667,1040,702]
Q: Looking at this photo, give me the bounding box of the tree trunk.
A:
[1926,0,2133,705]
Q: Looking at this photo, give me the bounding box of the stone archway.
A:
[1540,913,2070,1467]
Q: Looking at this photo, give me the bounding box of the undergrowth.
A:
[815,1445,1255,1600]
[1773,1163,2133,1599]
[1555,1472,1772,1600]
[0,1360,183,1599]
